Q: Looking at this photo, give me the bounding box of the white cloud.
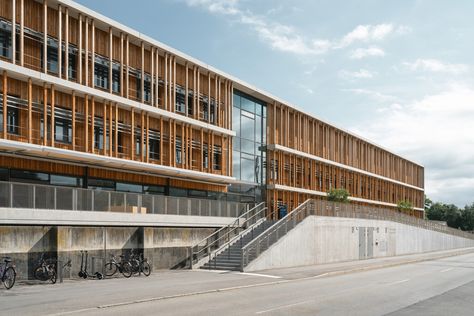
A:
[184,1,405,57]
[352,84,474,206]
[403,59,469,74]
[350,46,385,59]
[344,88,397,102]
[339,69,376,80]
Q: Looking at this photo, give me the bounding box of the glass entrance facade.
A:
[230,90,267,203]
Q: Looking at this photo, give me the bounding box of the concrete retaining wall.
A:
[0,225,215,280]
[245,216,474,271]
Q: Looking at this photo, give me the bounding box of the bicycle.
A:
[34,253,57,284]
[0,257,16,290]
[104,254,133,278]
[129,250,151,277]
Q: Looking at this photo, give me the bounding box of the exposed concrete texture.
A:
[0,225,217,280]
[245,216,474,271]
[0,208,237,227]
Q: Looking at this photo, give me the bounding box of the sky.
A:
[75,0,474,207]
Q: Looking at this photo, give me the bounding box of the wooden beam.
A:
[141,110,144,161]
[78,13,82,84]
[11,0,15,64]
[103,101,106,155]
[150,47,154,107]
[109,102,112,156]
[2,71,7,138]
[141,42,144,103]
[58,4,62,79]
[91,19,95,88]
[91,96,95,153]
[146,113,149,163]
[131,108,134,160]
[120,33,123,96]
[42,83,47,145]
[64,7,68,79]
[72,91,75,150]
[185,62,188,117]
[114,103,118,157]
[50,85,55,147]
[27,78,32,142]
[109,27,113,93]
[20,0,24,66]
[43,0,47,73]
[85,17,89,86]
[84,95,88,152]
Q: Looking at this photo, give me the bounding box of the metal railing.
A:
[241,199,474,271]
[0,181,248,217]
[188,202,266,268]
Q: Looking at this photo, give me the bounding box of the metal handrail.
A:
[241,199,474,271]
[189,202,266,268]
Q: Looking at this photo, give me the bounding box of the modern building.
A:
[0,0,425,219]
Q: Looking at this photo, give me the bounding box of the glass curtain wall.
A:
[231,90,266,203]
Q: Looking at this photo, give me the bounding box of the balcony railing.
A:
[0,181,249,217]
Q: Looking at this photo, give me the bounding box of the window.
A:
[176,91,186,113]
[148,134,160,160]
[116,182,142,193]
[213,145,221,171]
[47,42,58,74]
[94,121,108,150]
[6,106,19,135]
[135,135,142,156]
[94,60,109,90]
[54,117,72,143]
[0,26,12,59]
[67,50,77,80]
[144,185,165,195]
[112,64,120,93]
[136,75,151,102]
[176,138,184,164]
[210,101,215,124]
[50,174,82,187]
[187,95,193,116]
[203,144,209,169]
[10,169,49,183]
[200,100,209,121]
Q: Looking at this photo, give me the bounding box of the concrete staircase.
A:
[201,220,276,271]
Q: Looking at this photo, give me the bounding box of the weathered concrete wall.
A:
[245,216,474,271]
[0,225,217,280]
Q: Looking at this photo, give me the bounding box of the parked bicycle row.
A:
[1,250,151,290]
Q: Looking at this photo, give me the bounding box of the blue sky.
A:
[76,0,474,207]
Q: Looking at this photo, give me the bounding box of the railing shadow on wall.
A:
[0,181,249,218]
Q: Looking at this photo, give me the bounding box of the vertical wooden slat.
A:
[173,56,176,112]
[58,4,62,79]
[200,128,203,172]
[168,119,172,166]
[207,72,211,124]
[84,95,88,152]
[85,17,89,86]
[159,117,163,164]
[146,113,149,163]
[131,108,134,160]
[141,42,144,103]
[78,13,82,84]
[150,47,154,106]
[42,83,47,145]
[72,91,75,150]
[141,111,144,161]
[11,0,15,64]
[120,33,123,96]
[103,101,106,155]
[91,96,95,153]
[181,124,184,167]
[27,78,32,143]
[20,0,25,66]
[155,49,159,107]
[3,71,7,138]
[109,102,112,156]
[43,0,47,73]
[108,27,113,93]
[185,62,188,117]
[164,53,167,111]
[114,103,118,157]
[50,85,55,147]
[125,35,129,99]
[173,120,176,167]
[64,7,68,79]
[91,19,95,88]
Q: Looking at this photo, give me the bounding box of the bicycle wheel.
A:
[121,261,133,278]
[50,269,57,284]
[34,266,48,281]
[130,259,140,275]
[3,267,16,290]
[141,262,151,277]
[104,262,117,277]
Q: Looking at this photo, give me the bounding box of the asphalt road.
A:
[1,249,474,316]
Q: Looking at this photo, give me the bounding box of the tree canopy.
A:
[425,197,474,231]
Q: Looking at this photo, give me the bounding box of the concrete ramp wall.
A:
[245,216,474,271]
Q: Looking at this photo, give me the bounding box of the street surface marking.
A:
[255,300,313,314]
[440,268,454,273]
[236,272,282,279]
[388,278,410,286]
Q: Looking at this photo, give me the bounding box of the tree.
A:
[327,188,350,203]
[424,195,433,211]
[397,200,413,213]
[460,203,474,231]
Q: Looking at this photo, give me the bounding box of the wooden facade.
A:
[0,0,424,216]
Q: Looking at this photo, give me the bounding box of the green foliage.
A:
[327,188,350,203]
[397,200,413,212]
[425,197,474,231]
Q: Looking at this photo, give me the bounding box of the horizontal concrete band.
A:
[0,207,236,227]
[267,184,425,212]
[0,139,236,185]
[267,144,424,192]
[0,60,235,137]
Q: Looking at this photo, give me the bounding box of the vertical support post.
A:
[109,102,112,156]
[109,27,113,93]
[50,85,55,147]
[146,113,149,163]
[85,17,89,86]
[159,117,163,164]
[58,4,62,79]
[2,71,7,138]
[72,91,76,150]
[185,62,188,116]
[150,47,154,106]
[114,103,118,157]
[91,19,95,88]
[43,0,47,73]
[103,101,106,155]
[84,95,88,152]
[155,49,159,107]
[11,0,15,64]
[64,7,68,79]
[131,108,134,160]
[91,96,95,152]
[78,13,82,84]
[20,0,24,66]
[27,78,32,143]
[164,53,167,111]
[42,83,47,145]
[140,111,144,161]
[173,56,176,112]
[141,42,144,103]
[125,35,129,99]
